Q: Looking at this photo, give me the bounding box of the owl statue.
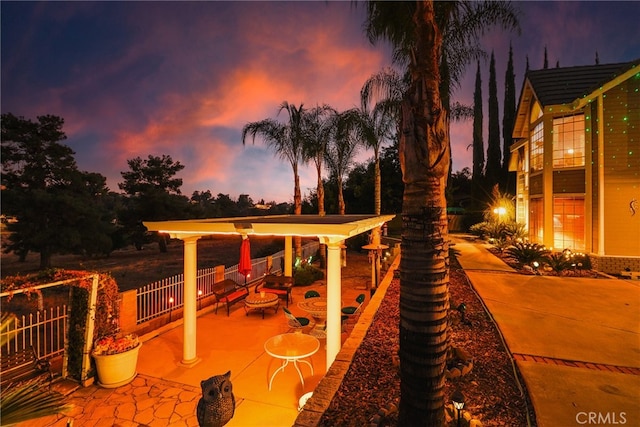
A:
[196,371,235,427]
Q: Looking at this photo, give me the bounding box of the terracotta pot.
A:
[92,343,142,388]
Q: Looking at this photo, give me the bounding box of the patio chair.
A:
[283,307,310,330]
[341,293,365,316]
[304,290,320,299]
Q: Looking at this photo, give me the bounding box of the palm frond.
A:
[1,377,72,425]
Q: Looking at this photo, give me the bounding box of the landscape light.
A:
[452,389,465,427]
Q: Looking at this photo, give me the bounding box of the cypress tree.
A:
[543,46,549,69]
[502,43,516,193]
[472,61,484,192]
[486,51,501,189]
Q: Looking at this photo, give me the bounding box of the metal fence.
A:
[1,306,68,360]
[136,241,320,324]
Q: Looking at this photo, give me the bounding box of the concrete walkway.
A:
[452,237,640,427]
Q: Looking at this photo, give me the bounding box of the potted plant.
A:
[92,333,142,388]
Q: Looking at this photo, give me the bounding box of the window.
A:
[516,146,528,225]
[516,174,527,224]
[529,198,543,244]
[530,122,544,172]
[553,197,585,250]
[552,115,585,168]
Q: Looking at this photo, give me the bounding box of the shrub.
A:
[469,221,506,239]
[505,242,549,267]
[469,221,487,237]
[544,252,573,273]
[502,222,527,241]
[560,250,592,271]
[293,264,324,287]
[571,253,592,270]
[491,237,511,253]
[470,219,527,242]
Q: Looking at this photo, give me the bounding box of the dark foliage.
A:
[504,242,550,267]
[1,113,116,268]
[293,264,324,287]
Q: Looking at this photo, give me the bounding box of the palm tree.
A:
[242,101,306,256]
[341,104,394,217]
[364,1,519,104]
[325,111,360,215]
[301,104,336,217]
[360,68,407,214]
[363,1,519,425]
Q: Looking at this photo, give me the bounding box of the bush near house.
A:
[544,252,574,273]
[504,242,550,268]
[469,220,527,242]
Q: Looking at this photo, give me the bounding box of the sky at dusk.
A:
[3,1,640,204]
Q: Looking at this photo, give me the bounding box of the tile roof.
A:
[526,59,640,106]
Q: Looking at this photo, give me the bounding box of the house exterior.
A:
[510,59,640,274]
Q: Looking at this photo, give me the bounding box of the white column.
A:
[597,95,605,256]
[181,237,201,366]
[284,236,293,276]
[325,241,343,368]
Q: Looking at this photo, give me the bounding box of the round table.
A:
[297,298,331,338]
[297,297,327,318]
[244,292,279,318]
[264,333,320,390]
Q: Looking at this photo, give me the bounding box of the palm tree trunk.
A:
[398,1,451,425]
[316,162,327,268]
[316,163,325,216]
[337,175,345,215]
[374,154,381,216]
[293,165,302,258]
[372,154,382,246]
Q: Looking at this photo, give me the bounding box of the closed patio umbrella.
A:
[239,236,252,283]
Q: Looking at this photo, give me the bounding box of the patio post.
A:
[181,236,201,366]
[284,235,293,276]
[325,241,343,368]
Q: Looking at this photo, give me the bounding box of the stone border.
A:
[293,254,401,426]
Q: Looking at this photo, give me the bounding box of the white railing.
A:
[1,306,68,361]
[136,241,320,324]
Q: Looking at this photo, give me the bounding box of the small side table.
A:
[244,292,279,319]
[264,333,320,390]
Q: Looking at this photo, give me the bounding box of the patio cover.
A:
[143,214,395,369]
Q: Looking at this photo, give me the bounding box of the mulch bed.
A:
[319,254,535,426]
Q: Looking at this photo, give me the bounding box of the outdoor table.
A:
[297,297,336,338]
[244,292,279,319]
[264,333,320,391]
